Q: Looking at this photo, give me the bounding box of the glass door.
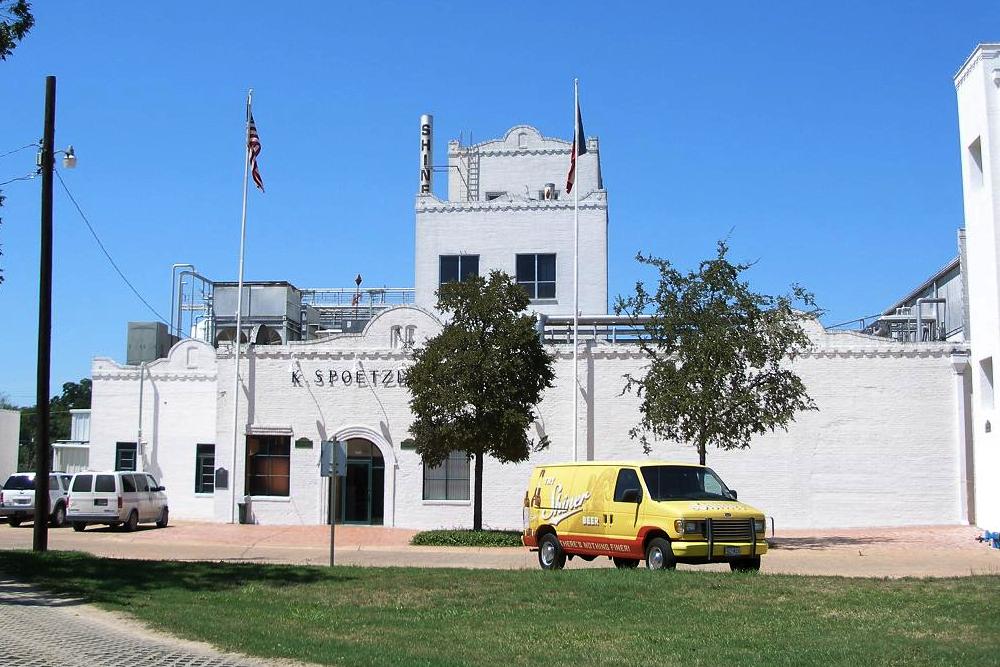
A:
[341,459,371,524]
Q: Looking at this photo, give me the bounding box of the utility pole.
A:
[34,75,56,552]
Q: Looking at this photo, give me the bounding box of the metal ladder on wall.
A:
[465,144,480,202]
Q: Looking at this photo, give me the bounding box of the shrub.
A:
[410,529,523,547]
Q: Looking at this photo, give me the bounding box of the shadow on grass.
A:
[0,551,355,605]
[0,580,87,608]
[769,535,885,550]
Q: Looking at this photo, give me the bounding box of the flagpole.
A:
[231,88,253,524]
[572,79,579,463]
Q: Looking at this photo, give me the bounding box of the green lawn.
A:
[1,551,998,666]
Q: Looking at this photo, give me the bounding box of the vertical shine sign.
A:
[419,113,433,194]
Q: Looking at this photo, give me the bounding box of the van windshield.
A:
[640,466,734,502]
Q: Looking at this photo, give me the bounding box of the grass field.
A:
[1,551,998,666]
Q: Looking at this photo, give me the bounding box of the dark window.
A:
[121,474,137,493]
[61,475,72,490]
[136,475,150,492]
[613,468,642,502]
[246,435,291,496]
[71,475,92,492]
[516,254,556,300]
[3,475,34,490]
[422,451,471,501]
[145,475,158,491]
[195,444,215,493]
[115,442,137,471]
[94,475,116,493]
[48,475,59,489]
[639,465,733,502]
[439,255,480,286]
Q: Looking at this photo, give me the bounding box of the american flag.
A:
[248,111,264,192]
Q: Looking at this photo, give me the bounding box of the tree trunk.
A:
[698,437,706,466]
[473,452,484,531]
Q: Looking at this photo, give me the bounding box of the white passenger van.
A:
[67,471,169,532]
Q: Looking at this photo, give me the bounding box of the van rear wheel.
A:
[8,518,21,528]
[123,510,139,532]
[613,557,640,569]
[72,522,86,532]
[50,504,66,528]
[537,533,566,570]
[645,537,677,570]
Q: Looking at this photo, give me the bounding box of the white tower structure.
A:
[955,43,1000,531]
[414,122,608,316]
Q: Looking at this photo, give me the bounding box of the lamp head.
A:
[62,145,77,169]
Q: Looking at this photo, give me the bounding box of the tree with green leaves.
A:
[407,271,554,530]
[0,0,33,60]
[615,241,819,465]
[18,378,91,471]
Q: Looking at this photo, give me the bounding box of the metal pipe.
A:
[137,362,146,471]
[915,298,946,342]
[170,263,195,338]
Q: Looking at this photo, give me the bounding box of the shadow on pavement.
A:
[769,536,886,551]
[0,580,86,608]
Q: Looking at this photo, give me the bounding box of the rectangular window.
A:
[115,442,137,471]
[246,435,291,496]
[422,451,471,501]
[195,444,215,493]
[121,474,137,493]
[439,255,480,286]
[71,475,92,492]
[516,253,556,300]
[94,474,116,493]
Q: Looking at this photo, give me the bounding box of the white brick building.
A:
[81,83,995,532]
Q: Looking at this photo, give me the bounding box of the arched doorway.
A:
[336,438,385,525]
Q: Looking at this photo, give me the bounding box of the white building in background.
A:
[955,43,1000,533]
[80,44,1000,532]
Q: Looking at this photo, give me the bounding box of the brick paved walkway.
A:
[0,578,287,667]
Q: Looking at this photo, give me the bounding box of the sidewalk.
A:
[0,522,998,577]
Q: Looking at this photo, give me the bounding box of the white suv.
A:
[67,471,169,532]
[0,472,73,528]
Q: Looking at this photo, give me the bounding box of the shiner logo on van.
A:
[540,483,591,525]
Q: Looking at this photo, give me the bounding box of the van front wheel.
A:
[537,533,566,570]
[645,538,677,570]
[730,557,761,572]
[613,557,640,569]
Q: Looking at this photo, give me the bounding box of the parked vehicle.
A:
[67,471,169,531]
[522,461,767,571]
[0,472,73,527]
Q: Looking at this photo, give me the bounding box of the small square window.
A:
[440,255,480,286]
[516,253,556,301]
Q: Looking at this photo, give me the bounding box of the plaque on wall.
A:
[215,467,229,490]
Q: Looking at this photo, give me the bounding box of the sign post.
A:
[320,440,347,566]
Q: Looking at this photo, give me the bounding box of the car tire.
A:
[50,504,66,528]
[537,533,566,570]
[72,522,86,532]
[155,508,168,528]
[123,510,139,532]
[613,557,640,569]
[8,518,21,528]
[645,537,677,571]
[729,556,761,573]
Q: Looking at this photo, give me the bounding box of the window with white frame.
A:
[516,253,556,300]
[423,451,471,501]
[195,444,215,493]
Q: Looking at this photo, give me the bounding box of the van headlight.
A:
[673,519,704,535]
[754,518,766,533]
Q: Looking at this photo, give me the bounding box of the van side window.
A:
[94,475,116,493]
[613,468,642,502]
[145,475,158,491]
[49,475,59,489]
[61,475,72,490]
[121,474,137,493]
[71,475,92,492]
[135,475,149,492]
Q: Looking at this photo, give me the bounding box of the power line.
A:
[54,170,172,326]
[0,143,38,160]
[0,171,37,187]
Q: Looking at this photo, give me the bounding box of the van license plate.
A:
[725,546,741,557]
[94,499,107,506]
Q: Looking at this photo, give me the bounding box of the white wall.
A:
[89,308,968,531]
[91,339,219,520]
[0,409,20,481]
[955,43,1000,532]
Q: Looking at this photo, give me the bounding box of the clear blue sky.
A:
[0,2,997,405]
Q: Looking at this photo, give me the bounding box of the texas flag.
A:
[565,100,587,194]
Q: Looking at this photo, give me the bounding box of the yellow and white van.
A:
[522,461,767,571]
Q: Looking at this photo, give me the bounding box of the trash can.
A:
[237,495,252,524]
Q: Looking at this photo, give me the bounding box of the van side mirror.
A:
[729,489,737,500]
[622,488,642,504]
[155,486,166,492]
